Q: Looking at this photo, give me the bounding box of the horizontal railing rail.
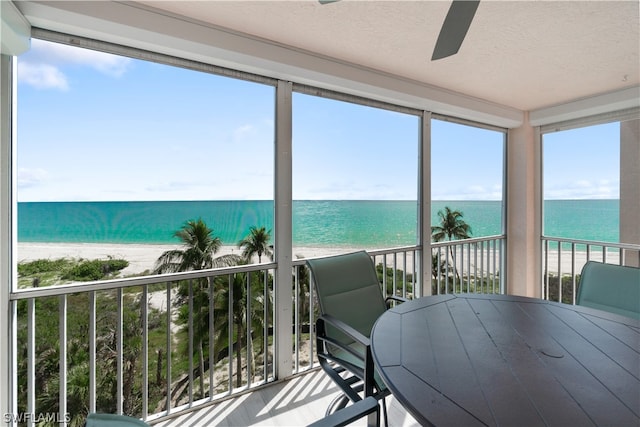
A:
[541,236,640,305]
[11,263,277,300]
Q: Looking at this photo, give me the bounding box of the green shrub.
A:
[62,258,129,281]
[17,258,72,276]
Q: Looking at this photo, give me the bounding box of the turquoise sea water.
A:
[17,200,619,247]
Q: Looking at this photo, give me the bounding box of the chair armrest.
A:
[319,314,371,347]
[316,317,369,380]
[385,295,409,308]
[307,396,379,427]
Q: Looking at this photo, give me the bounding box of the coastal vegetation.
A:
[18,257,129,287]
[15,288,167,426]
[543,273,580,304]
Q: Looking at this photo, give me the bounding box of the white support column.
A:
[274,80,293,379]
[1,1,31,56]
[418,111,432,297]
[0,53,17,425]
[506,113,542,297]
[1,5,29,420]
[620,119,640,267]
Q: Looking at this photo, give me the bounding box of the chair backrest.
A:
[307,251,387,339]
[576,261,640,320]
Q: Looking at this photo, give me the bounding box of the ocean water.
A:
[17,199,619,247]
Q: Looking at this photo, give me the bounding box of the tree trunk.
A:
[248,331,255,384]
[198,340,205,399]
[156,348,163,386]
[236,322,243,388]
[123,357,136,414]
[448,245,461,285]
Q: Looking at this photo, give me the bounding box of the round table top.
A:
[371,293,640,427]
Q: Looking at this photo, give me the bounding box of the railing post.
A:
[274,80,293,379]
[0,53,18,426]
[89,292,96,414]
[27,300,35,427]
[59,295,68,426]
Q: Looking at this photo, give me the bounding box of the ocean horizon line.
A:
[17,199,619,246]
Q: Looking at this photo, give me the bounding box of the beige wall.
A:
[506,113,542,297]
[620,119,640,267]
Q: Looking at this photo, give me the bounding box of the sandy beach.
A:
[16,242,612,278]
[16,242,363,276]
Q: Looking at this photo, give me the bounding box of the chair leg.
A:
[366,405,380,427]
[381,397,388,427]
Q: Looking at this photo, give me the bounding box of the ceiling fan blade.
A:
[431,0,480,61]
[318,0,340,4]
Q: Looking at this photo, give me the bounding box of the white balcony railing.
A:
[10,242,505,426]
[12,263,279,426]
[541,236,640,305]
[431,235,506,295]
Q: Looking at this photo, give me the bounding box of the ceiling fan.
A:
[319,0,480,61]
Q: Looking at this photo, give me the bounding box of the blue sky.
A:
[17,39,620,202]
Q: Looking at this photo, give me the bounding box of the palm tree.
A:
[238,226,273,263]
[154,218,241,398]
[154,218,241,273]
[431,207,472,243]
[431,207,472,285]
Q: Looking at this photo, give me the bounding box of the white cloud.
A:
[18,168,49,188]
[545,179,619,199]
[432,183,503,201]
[300,180,414,200]
[18,63,68,91]
[233,124,255,142]
[31,39,132,77]
[18,39,132,90]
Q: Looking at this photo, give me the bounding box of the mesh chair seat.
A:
[328,343,388,393]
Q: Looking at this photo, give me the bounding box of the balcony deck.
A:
[154,368,419,426]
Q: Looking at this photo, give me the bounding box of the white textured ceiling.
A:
[137,0,639,112]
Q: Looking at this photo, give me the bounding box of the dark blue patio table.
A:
[370,293,640,426]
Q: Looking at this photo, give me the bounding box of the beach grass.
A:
[17,256,129,288]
